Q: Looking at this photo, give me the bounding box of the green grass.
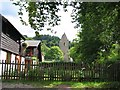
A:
[2,80,120,88]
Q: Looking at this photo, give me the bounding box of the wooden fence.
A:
[0,60,120,82]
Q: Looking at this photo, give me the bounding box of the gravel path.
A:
[1,83,72,90]
[55,85,71,90]
[2,83,35,88]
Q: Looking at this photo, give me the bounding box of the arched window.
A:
[64,42,65,46]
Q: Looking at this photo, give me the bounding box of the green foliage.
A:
[24,34,60,48]
[45,46,63,61]
[108,44,120,62]
[26,67,44,80]
[12,1,80,31]
[69,47,75,59]
[33,34,60,47]
[27,69,36,80]
[73,3,105,63]
[41,43,50,56]
[69,38,81,62]
[47,68,56,80]
[13,1,120,63]
[19,71,25,79]
[62,72,72,81]
[69,47,80,62]
[12,1,64,30]
[97,44,120,64]
[71,2,120,63]
[10,70,18,77]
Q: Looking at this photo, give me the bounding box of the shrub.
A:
[77,70,85,82]
[62,72,72,81]
[26,67,44,80]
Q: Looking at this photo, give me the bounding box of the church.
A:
[59,33,70,62]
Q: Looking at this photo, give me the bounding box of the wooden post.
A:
[38,43,42,62]
[18,39,21,55]
[0,15,1,81]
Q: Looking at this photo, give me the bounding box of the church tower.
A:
[59,33,69,62]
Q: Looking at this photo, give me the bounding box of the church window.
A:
[64,42,65,46]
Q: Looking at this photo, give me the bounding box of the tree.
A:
[24,34,60,47]
[12,1,79,32]
[72,2,120,63]
[33,34,60,47]
[69,38,81,62]
[41,43,50,57]
[108,44,120,62]
[97,43,120,64]
[69,47,77,61]
[12,1,67,31]
[13,1,120,63]
[45,46,63,61]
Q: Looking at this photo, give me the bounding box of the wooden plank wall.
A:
[1,33,19,54]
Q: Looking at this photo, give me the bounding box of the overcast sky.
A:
[0,1,79,41]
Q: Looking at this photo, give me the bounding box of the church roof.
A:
[61,33,68,40]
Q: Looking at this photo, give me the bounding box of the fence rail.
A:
[0,60,120,82]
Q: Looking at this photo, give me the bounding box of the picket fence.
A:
[0,60,120,82]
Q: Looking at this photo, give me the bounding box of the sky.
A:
[0,1,79,41]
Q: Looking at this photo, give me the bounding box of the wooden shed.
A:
[21,40,42,72]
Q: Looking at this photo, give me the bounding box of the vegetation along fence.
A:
[0,60,120,82]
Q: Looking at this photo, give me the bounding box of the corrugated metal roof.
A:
[24,40,41,47]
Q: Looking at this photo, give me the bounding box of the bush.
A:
[26,67,44,80]
[19,71,25,79]
[10,69,18,77]
[77,70,84,82]
[62,72,72,81]
[48,71,55,80]
[27,69,35,80]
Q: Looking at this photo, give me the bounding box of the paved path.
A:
[2,82,34,88]
[1,83,72,90]
[54,85,71,90]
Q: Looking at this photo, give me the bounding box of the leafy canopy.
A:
[72,2,120,63]
[12,1,79,32]
[13,1,120,64]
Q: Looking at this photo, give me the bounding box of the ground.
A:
[1,80,120,89]
[2,82,71,90]
[2,82,34,88]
